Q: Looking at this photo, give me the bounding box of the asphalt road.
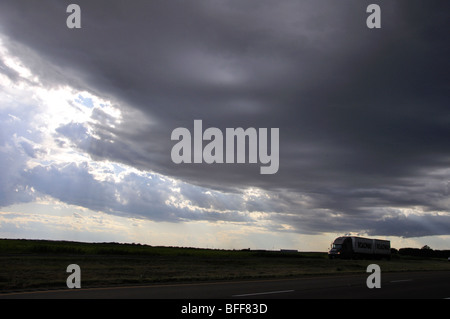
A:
[1,271,449,299]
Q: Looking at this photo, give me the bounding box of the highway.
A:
[1,271,449,299]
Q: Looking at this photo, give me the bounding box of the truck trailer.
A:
[328,236,391,259]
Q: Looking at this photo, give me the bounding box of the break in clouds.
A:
[0,0,449,239]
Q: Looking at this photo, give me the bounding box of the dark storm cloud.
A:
[0,0,449,237]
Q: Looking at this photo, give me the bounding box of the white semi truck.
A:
[328,236,391,259]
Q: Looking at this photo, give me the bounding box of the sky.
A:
[0,0,449,251]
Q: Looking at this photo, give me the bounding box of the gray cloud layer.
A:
[0,0,449,238]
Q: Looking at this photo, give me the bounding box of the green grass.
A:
[0,239,449,292]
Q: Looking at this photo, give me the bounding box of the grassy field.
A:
[1,239,449,292]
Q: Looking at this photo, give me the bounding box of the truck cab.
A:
[328,237,352,259]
